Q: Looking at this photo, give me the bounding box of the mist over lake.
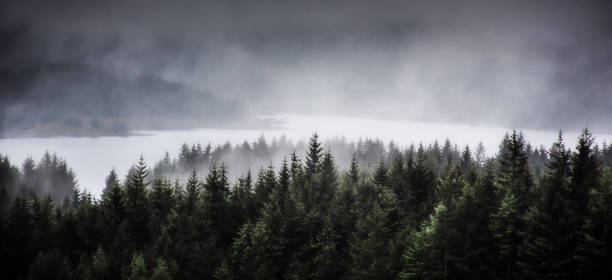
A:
[3,1,612,278]
[2,114,609,197]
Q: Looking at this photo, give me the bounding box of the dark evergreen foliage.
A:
[2,131,612,279]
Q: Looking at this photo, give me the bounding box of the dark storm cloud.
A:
[1,0,612,134]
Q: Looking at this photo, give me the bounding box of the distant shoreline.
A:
[0,115,287,139]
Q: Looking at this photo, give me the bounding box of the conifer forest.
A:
[3,0,612,279]
[2,130,612,279]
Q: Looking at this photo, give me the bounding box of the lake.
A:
[1,114,610,197]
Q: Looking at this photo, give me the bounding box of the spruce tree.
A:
[311,216,342,279]
[232,170,257,222]
[6,197,33,278]
[350,187,401,279]
[317,151,338,211]
[150,176,175,236]
[99,169,127,278]
[410,145,436,224]
[305,134,323,179]
[569,129,602,276]
[387,154,413,219]
[255,165,277,211]
[124,155,151,251]
[570,129,600,221]
[374,160,388,187]
[328,177,358,277]
[401,203,458,280]
[278,158,291,208]
[490,192,522,280]
[204,164,234,248]
[517,132,574,278]
[436,165,465,206]
[475,142,487,169]
[583,166,612,277]
[158,199,218,279]
[497,130,533,211]
[348,154,360,185]
[451,172,497,279]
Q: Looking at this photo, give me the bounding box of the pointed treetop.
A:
[306,133,323,176]
[348,153,360,184]
[374,159,387,186]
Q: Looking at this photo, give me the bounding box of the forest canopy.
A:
[1,130,612,279]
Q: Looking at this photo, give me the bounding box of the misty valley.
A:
[3,0,612,279]
[3,114,610,197]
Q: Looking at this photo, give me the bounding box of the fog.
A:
[1,114,611,196]
[1,0,612,137]
[3,2,612,278]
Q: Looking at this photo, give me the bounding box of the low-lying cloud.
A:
[1,0,611,134]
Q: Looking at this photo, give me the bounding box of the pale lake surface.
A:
[1,114,610,197]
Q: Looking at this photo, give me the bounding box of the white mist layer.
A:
[1,114,610,197]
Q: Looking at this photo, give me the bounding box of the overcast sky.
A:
[1,0,612,132]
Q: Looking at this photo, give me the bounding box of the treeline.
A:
[1,130,612,279]
[152,134,550,187]
[151,135,392,181]
[0,152,77,209]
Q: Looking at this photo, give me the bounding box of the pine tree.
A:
[497,130,533,211]
[569,129,603,276]
[475,142,487,169]
[278,159,291,206]
[350,187,400,279]
[231,170,257,223]
[571,129,600,221]
[401,203,458,280]
[255,165,277,211]
[99,169,127,278]
[451,172,497,279]
[102,168,120,199]
[6,197,33,278]
[217,223,254,279]
[317,151,338,211]
[517,132,574,278]
[182,170,200,212]
[311,216,342,279]
[149,176,175,237]
[290,151,304,185]
[157,205,218,279]
[348,154,360,185]
[205,164,236,248]
[374,160,388,187]
[410,145,437,224]
[328,179,358,277]
[305,133,323,179]
[583,166,612,277]
[490,131,534,279]
[387,153,416,228]
[490,192,522,280]
[460,145,476,183]
[289,151,306,205]
[0,155,18,200]
[30,194,54,253]
[436,165,465,207]
[124,155,151,251]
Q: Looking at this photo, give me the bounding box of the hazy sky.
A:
[2,0,612,132]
